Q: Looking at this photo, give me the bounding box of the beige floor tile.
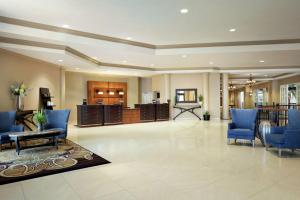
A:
[0,182,24,200]
[21,174,80,200]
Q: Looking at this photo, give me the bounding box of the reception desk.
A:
[77,103,169,127]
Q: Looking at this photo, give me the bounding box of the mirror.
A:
[175,89,197,103]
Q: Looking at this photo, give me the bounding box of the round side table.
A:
[259,121,272,147]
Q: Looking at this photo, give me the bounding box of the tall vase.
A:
[15,95,24,111]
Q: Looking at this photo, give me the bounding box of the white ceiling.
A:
[0,0,300,77]
[1,0,300,44]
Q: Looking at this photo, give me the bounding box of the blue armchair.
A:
[44,109,71,140]
[0,111,24,150]
[227,109,258,147]
[265,109,300,156]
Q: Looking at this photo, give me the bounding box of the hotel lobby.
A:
[1,0,300,199]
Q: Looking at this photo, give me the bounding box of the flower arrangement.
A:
[10,82,30,96]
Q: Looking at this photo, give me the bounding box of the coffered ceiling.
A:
[0,0,300,77]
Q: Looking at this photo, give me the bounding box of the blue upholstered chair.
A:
[0,111,24,150]
[227,109,258,147]
[265,109,300,156]
[44,109,71,140]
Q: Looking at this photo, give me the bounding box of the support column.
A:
[163,74,170,103]
[222,73,229,119]
[60,68,66,109]
[202,73,209,111]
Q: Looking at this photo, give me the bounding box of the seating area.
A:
[1,1,300,199]
[227,108,300,157]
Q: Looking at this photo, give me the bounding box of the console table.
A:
[173,105,202,120]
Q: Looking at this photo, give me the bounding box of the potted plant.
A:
[203,111,210,121]
[10,82,30,111]
[198,95,204,106]
[33,110,47,131]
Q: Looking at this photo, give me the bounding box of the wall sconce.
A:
[109,91,115,95]
[119,91,124,95]
[97,91,104,95]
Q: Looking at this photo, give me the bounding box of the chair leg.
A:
[266,145,269,151]
[252,140,255,148]
[278,148,282,157]
[234,139,237,144]
[0,144,2,151]
[227,139,230,145]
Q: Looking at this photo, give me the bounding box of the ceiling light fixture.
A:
[259,60,265,63]
[180,8,189,14]
[150,64,155,67]
[122,60,127,63]
[229,28,236,32]
[126,37,132,40]
[75,67,80,70]
[181,54,187,58]
[209,61,214,65]
[62,24,70,28]
[264,74,268,77]
[246,74,256,86]
[58,59,63,62]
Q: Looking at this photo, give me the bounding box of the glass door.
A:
[280,85,288,105]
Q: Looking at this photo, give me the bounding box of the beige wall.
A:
[65,71,139,123]
[150,73,224,119]
[0,49,61,111]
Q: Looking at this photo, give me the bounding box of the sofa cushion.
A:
[228,128,254,139]
[265,133,285,145]
[231,109,257,129]
[287,109,300,130]
[0,132,11,143]
[0,111,16,133]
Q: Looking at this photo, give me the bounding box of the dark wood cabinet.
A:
[77,105,103,127]
[156,103,170,121]
[104,105,123,125]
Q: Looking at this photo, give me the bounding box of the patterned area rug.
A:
[0,139,110,185]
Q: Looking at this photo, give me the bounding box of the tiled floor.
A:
[1,120,300,200]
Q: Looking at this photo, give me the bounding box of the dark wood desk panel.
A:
[156,103,170,121]
[104,105,123,125]
[77,105,103,127]
[135,104,156,122]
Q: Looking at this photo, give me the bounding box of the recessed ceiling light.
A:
[180,8,189,14]
[58,59,63,62]
[181,54,187,58]
[229,28,236,32]
[259,60,265,63]
[126,37,132,40]
[150,64,155,67]
[264,74,268,77]
[209,61,214,65]
[92,56,98,59]
[62,24,70,28]
[75,67,80,70]
[122,60,127,63]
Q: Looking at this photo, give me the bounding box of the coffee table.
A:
[9,128,63,155]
